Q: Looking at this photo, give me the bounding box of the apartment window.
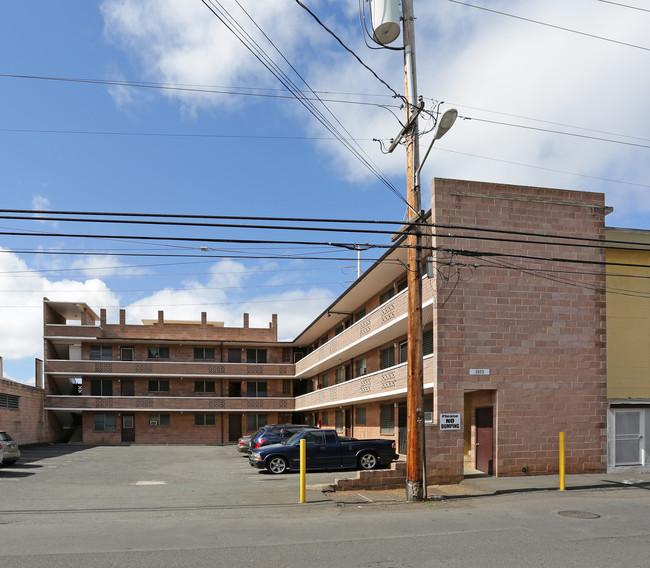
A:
[380,288,394,305]
[90,345,112,361]
[194,380,216,393]
[355,307,366,322]
[396,279,407,292]
[228,348,242,363]
[90,379,113,397]
[320,334,328,347]
[380,404,395,434]
[247,414,268,431]
[335,367,345,384]
[335,409,344,432]
[194,347,215,360]
[94,413,116,431]
[320,373,329,388]
[356,407,367,426]
[120,347,134,361]
[355,358,367,377]
[380,345,395,369]
[399,340,408,364]
[148,380,170,393]
[334,323,345,336]
[149,414,170,426]
[0,394,19,410]
[195,414,216,426]
[246,381,267,398]
[246,349,267,364]
[423,328,433,356]
[147,346,169,359]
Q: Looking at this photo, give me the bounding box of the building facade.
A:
[606,227,650,472]
[43,179,612,483]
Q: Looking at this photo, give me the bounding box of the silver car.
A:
[0,431,20,465]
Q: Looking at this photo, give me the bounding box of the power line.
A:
[597,0,650,13]
[449,0,650,52]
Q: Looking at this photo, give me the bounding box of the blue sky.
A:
[1,0,649,383]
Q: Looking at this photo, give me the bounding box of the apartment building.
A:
[43,178,611,482]
[606,227,650,472]
[43,304,300,444]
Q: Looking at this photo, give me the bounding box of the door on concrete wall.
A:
[228,414,242,442]
[121,414,135,443]
[475,407,494,475]
[614,410,643,466]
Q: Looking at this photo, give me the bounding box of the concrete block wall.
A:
[428,179,608,479]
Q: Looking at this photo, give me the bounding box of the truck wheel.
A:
[266,456,289,474]
[358,452,378,470]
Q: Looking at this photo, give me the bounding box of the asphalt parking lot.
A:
[0,443,358,513]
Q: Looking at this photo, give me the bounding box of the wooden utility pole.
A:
[402,0,425,502]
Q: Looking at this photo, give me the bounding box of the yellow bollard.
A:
[559,431,565,491]
[299,438,306,503]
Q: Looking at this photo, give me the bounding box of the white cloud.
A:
[100,0,650,229]
[32,194,51,211]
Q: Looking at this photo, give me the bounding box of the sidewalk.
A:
[321,471,650,504]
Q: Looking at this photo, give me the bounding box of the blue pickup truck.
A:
[248,428,398,474]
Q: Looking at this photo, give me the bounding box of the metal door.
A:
[121,414,135,443]
[475,407,494,475]
[614,410,642,466]
[398,403,407,454]
[121,380,134,396]
[228,414,242,442]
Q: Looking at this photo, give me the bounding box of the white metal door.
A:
[614,410,643,466]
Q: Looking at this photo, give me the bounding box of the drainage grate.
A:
[558,510,601,520]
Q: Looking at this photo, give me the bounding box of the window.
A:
[247,414,268,431]
[396,279,407,292]
[335,410,344,432]
[321,411,329,426]
[120,347,134,361]
[148,380,170,392]
[90,345,112,361]
[319,334,328,347]
[380,346,395,369]
[246,381,267,397]
[423,328,433,356]
[335,367,345,384]
[334,323,344,336]
[195,414,216,426]
[246,349,267,363]
[304,431,326,445]
[147,346,169,359]
[0,393,19,410]
[228,348,242,363]
[380,404,395,434]
[380,288,394,304]
[94,413,116,431]
[320,373,329,388]
[356,407,367,426]
[355,358,367,377]
[355,307,366,322]
[399,340,408,364]
[194,347,215,360]
[194,380,216,393]
[148,414,170,426]
[90,379,113,397]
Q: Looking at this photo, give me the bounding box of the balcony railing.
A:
[44,359,295,378]
[45,395,295,412]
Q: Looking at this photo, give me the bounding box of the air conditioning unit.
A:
[149,420,158,426]
[361,368,367,375]
[424,412,433,424]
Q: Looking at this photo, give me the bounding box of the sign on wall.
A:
[440,413,461,430]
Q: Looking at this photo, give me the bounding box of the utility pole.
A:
[402,0,425,502]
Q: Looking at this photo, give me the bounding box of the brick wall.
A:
[0,377,47,445]
[427,179,608,481]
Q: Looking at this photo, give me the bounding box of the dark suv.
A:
[249,424,316,451]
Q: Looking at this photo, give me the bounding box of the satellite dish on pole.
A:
[370,0,401,45]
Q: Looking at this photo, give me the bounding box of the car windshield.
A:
[0,432,13,441]
[285,432,305,445]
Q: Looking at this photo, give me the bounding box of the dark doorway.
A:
[475,406,494,475]
[228,381,242,397]
[121,380,134,396]
[228,414,242,442]
[344,407,352,437]
[121,414,135,443]
[398,403,407,455]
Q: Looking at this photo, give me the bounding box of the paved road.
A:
[2,445,649,567]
